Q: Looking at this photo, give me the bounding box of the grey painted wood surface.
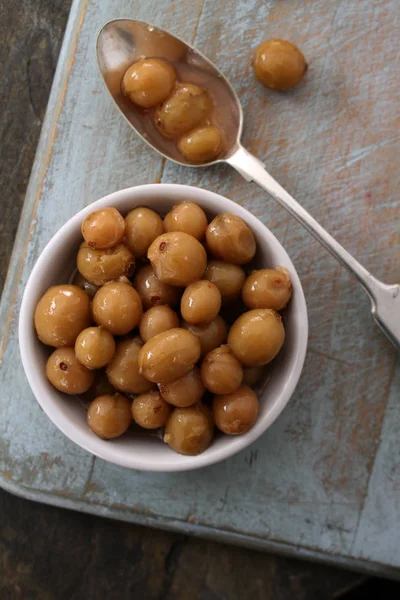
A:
[1,0,399,576]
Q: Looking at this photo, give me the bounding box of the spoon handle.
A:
[226,145,400,351]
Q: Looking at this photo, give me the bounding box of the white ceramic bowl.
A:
[19,184,308,472]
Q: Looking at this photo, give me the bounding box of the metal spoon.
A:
[97,19,400,351]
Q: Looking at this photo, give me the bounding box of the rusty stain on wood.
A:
[0,0,399,578]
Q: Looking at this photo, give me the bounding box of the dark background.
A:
[0,2,399,598]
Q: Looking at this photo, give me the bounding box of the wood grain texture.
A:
[0,491,366,600]
[0,0,399,579]
[0,0,71,292]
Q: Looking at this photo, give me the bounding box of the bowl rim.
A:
[19,184,308,472]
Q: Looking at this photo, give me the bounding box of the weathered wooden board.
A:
[1,0,399,576]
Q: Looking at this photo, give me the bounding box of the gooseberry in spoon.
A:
[97,19,400,351]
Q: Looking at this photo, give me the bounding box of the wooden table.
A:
[0,0,399,597]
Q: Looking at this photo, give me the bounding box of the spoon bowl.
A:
[96,19,242,166]
[97,19,400,352]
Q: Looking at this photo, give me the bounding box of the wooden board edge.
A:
[0,468,398,580]
[0,0,89,358]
